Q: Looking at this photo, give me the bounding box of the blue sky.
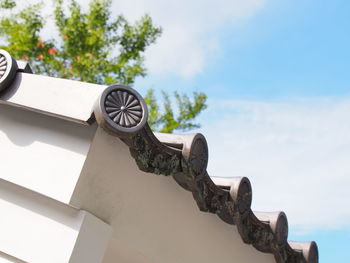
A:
[137,0,350,100]
[35,0,349,261]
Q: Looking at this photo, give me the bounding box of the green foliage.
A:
[0,0,15,9]
[0,0,207,133]
[0,0,160,84]
[145,89,207,133]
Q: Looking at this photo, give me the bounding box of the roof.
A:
[0,49,318,263]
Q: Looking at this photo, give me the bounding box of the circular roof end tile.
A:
[0,49,18,92]
[94,85,148,136]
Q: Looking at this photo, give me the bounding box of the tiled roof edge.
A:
[94,85,319,263]
[0,50,318,262]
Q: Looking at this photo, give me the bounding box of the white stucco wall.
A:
[0,251,27,263]
[0,102,276,263]
[71,127,276,263]
[102,238,154,263]
[0,104,96,203]
[0,105,112,263]
[0,179,111,263]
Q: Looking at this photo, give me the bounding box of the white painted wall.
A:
[0,102,275,263]
[0,179,111,263]
[71,127,276,263]
[102,238,154,263]
[0,251,27,263]
[0,104,96,203]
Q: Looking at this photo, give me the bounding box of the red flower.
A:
[21,56,29,61]
[37,41,45,48]
[37,54,43,60]
[48,48,57,56]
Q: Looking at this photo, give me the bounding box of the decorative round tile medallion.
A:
[0,49,18,92]
[98,85,148,135]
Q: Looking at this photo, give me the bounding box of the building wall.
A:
[0,104,96,203]
[0,102,276,263]
[0,106,110,263]
[72,127,276,263]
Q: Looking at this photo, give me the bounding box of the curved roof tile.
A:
[94,84,319,263]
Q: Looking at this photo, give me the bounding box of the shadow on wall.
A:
[0,178,82,230]
[0,103,96,155]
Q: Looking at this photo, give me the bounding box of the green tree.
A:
[0,0,207,133]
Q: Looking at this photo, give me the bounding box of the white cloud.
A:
[112,0,266,77]
[201,97,350,231]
